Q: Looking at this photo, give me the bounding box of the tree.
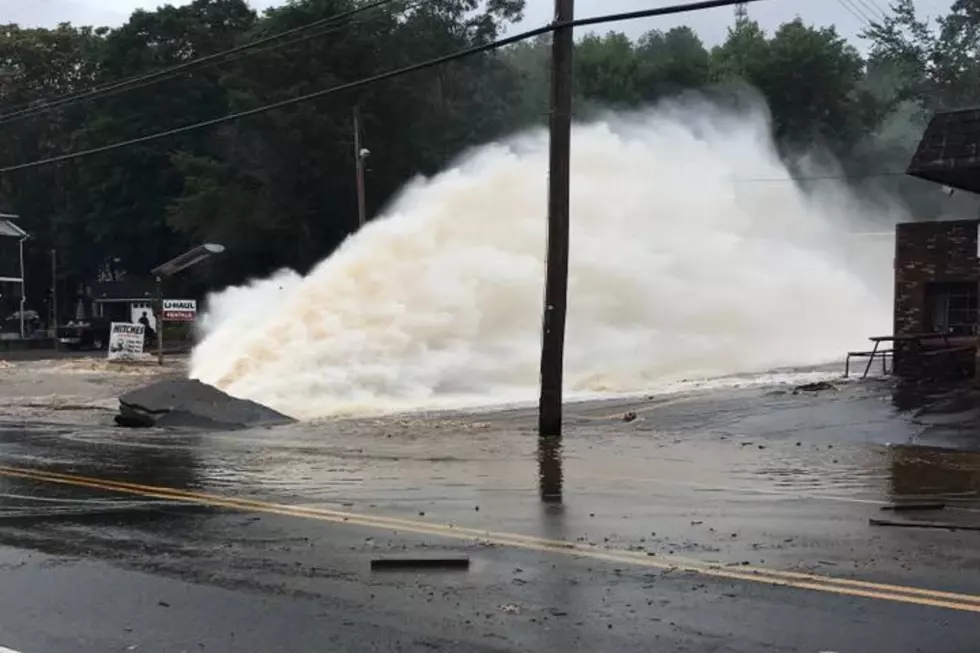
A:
[574,31,642,107]
[74,0,259,287]
[636,27,710,100]
[712,19,879,153]
[168,0,527,283]
[862,0,980,108]
[7,0,980,324]
[862,0,939,106]
[0,23,106,299]
[568,27,712,114]
[499,35,551,127]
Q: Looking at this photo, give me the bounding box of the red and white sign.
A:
[163,299,197,322]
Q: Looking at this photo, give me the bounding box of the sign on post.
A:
[108,322,145,362]
[163,299,197,322]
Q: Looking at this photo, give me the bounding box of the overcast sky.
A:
[0,0,958,48]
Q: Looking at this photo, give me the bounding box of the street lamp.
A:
[150,243,225,365]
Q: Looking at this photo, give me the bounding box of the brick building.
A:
[892,107,980,379]
[892,220,979,377]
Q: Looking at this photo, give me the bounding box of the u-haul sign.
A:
[163,299,197,322]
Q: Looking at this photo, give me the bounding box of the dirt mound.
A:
[117,378,295,429]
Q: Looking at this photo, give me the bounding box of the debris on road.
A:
[881,503,946,512]
[869,518,980,531]
[792,381,838,394]
[370,557,471,571]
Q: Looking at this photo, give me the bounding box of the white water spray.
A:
[190,99,896,419]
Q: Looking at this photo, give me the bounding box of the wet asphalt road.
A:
[1,376,980,652]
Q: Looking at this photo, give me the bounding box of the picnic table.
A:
[845,332,974,379]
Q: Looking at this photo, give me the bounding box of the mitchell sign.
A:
[163,299,197,322]
[107,322,145,362]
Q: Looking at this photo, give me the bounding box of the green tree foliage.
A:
[863,0,980,108]
[0,0,977,323]
[857,0,980,217]
[710,19,878,151]
[0,23,104,312]
[636,27,711,99]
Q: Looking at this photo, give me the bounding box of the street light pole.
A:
[353,103,367,228]
[150,243,225,366]
[51,248,58,350]
[538,0,575,438]
[156,275,163,366]
[18,235,26,339]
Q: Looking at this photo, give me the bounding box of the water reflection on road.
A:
[538,436,563,504]
[2,377,980,576]
[888,445,980,500]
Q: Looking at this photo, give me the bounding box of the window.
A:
[926,281,979,335]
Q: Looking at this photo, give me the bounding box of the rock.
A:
[623,411,638,422]
[792,381,838,394]
[114,410,156,428]
[116,378,294,430]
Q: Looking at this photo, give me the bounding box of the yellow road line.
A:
[2,465,980,613]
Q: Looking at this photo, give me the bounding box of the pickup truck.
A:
[56,318,113,350]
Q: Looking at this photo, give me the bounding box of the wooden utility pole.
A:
[538,0,574,437]
[51,249,58,351]
[353,103,367,227]
[156,276,164,366]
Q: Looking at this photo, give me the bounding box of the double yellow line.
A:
[2,464,980,613]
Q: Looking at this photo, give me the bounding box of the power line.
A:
[0,0,401,118]
[0,0,775,175]
[835,0,874,27]
[2,3,426,129]
[735,170,909,183]
[850,0,887,22]
[0,0,406,125]
[0,16,391,128]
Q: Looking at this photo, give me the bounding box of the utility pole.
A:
[51,248,58,351]
[538,0,574,438]
[18,235,26,340]
[156,275,164,366]
[353,103,367,228]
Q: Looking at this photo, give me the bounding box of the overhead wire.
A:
[835,0,874,28]
[0,0,777,174]
[3,1,427,128]
[734,170,911,183]
[6,0,928,185]
[0,0,402,118]
[851,0,888,22]
[0,0,410,125]
[0,19,386,128]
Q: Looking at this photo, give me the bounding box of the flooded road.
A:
[0,360,979,652]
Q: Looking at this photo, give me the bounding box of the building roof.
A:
[90,278,155,301]
[0,217,26,238]
[907,106,980,193]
